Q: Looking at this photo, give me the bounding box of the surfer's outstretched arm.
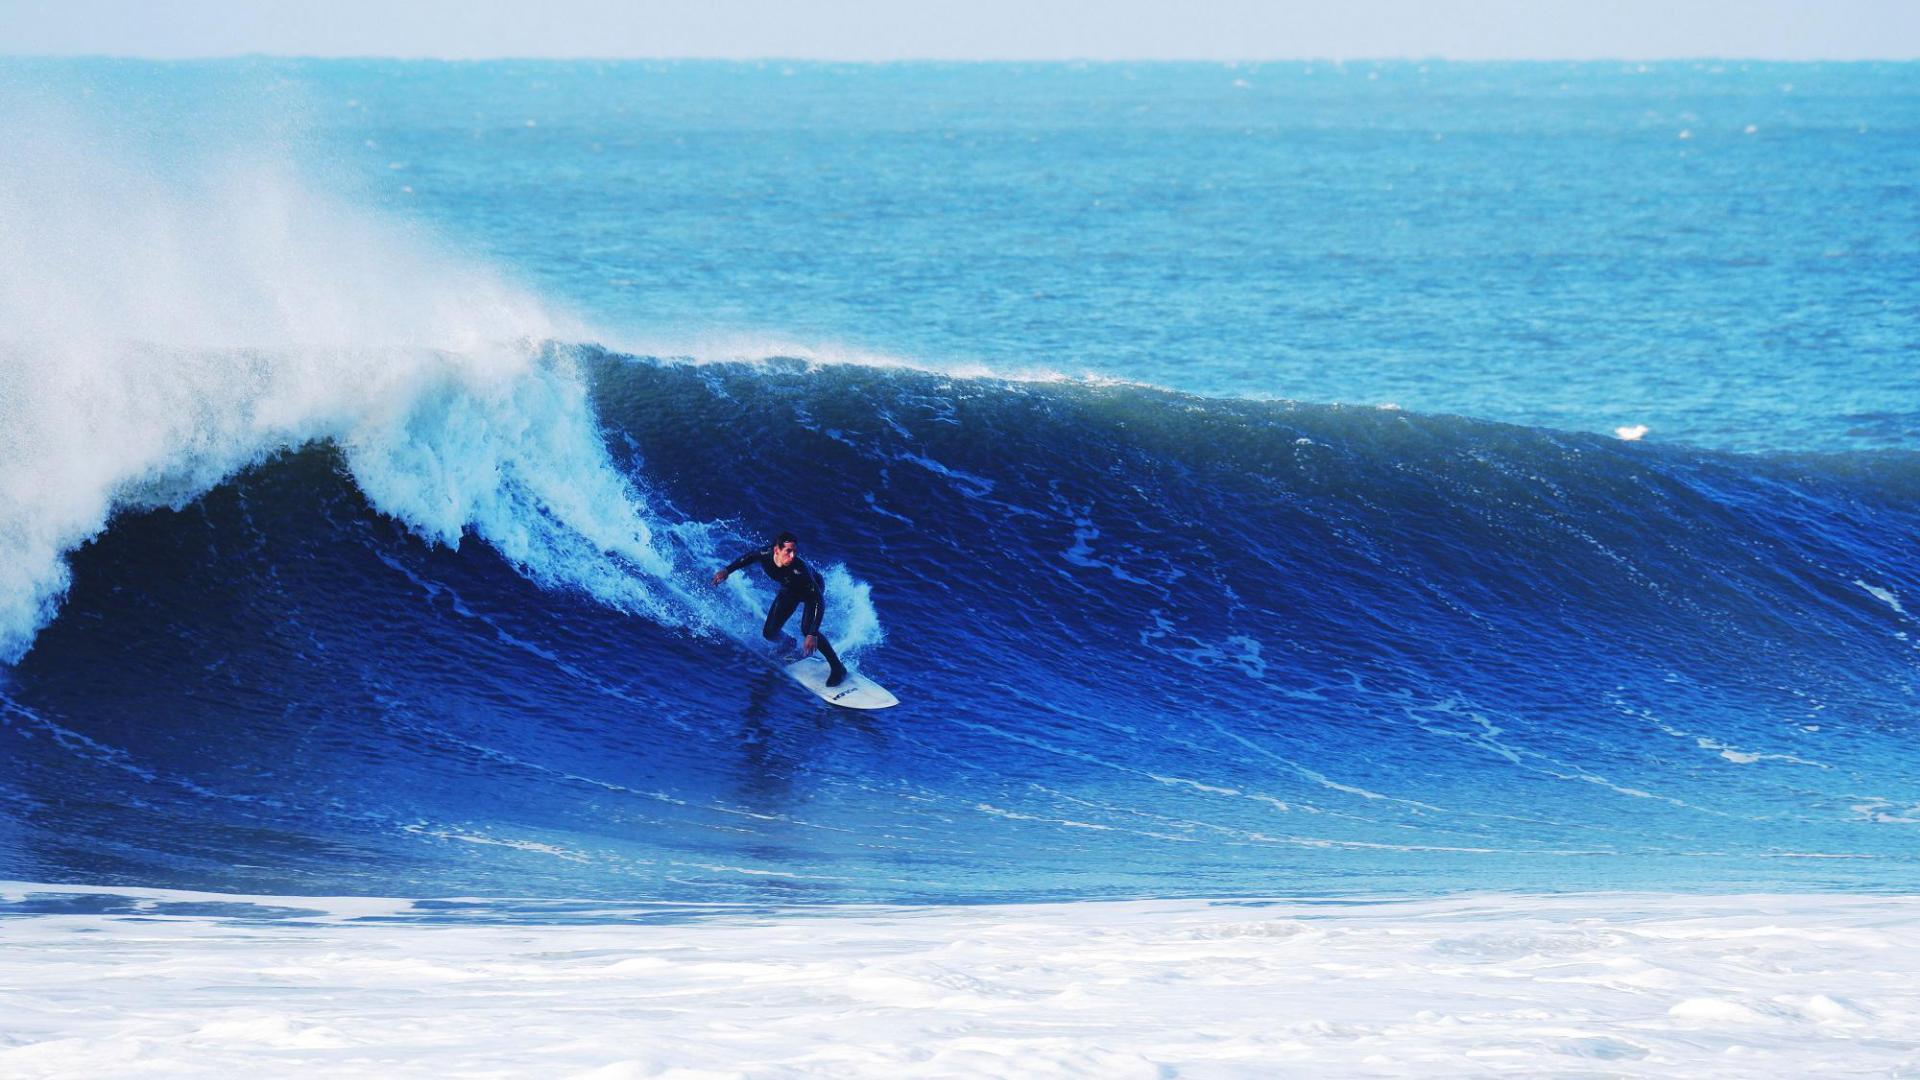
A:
[710,549,760,586]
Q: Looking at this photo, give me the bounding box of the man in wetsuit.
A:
[710,531,850,687]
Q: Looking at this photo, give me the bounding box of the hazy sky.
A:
[1,0,1916,61]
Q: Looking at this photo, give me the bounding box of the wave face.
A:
[4,351,1918,902]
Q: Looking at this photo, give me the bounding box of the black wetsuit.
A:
[722,548,846,679]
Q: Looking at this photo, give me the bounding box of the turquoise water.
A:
[16,59,1917,449]
[322,60,1920,451]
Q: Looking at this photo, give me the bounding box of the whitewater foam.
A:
[1856,579,1907,616]
[3,884,1917,1079]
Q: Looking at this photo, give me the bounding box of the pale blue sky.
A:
[0,0,1915,60]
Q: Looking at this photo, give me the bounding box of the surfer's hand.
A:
[802,635,817,658]
[710,570,727,586]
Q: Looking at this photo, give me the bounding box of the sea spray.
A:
[0,106,880,662]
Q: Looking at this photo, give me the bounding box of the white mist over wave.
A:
[0,109,879,663]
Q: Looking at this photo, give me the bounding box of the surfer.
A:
[711,532,850,687]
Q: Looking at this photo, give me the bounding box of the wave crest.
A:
[0,114,880,662]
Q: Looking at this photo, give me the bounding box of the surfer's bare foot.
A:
[826,666,849,687]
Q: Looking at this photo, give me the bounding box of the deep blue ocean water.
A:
[1,59,1917,904]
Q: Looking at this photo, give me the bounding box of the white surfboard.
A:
[785,655,899,709]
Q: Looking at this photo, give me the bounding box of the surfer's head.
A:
[772,532,798,567]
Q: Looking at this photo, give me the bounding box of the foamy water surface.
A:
[4,884,1918,1078]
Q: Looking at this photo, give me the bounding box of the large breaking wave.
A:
[4,100,1917,904]
[3,344,1918,902]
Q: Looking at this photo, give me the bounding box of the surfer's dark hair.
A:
[774,531,798,548]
